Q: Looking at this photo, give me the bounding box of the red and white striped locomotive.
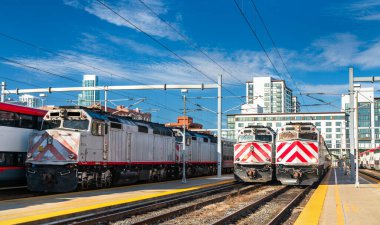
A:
[276,122,331,185]
[360,147,380,170]
[26,106,233,192]
[233,126,276,182]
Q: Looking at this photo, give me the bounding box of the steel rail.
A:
[128,184,262,225]
[266,186,311,225]
[359,169,380,181]
[44,182,239,225]
[212,186,289,225]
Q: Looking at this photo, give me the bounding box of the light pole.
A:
[39,93,47,107]
[354,89,360,188]
[181,89,188,183]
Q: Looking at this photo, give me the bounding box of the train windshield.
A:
[42,120,61,130]
[299,132,318,141]
[278,131,298,141]
[255,134,272,142]
[62,119,89,130]
[238,135,255,143]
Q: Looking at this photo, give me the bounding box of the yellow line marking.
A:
[334,182,345,225]
[2,174,227,203]
[294,169,331,225]
[0,180,232,225]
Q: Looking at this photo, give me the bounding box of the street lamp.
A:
[181,89,188,183]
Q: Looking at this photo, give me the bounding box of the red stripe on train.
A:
[0,166,25,172]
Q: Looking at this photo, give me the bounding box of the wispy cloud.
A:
[346,0,380,21]
[286,33,380,71]
[2,47,280,86]
[64,0,182,41]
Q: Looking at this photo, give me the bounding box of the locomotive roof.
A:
[0,102,46,116]
[285,122,315,126]
[243,125,276,134]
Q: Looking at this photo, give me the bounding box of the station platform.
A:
[0,175,233,225]
[295,167,380,225]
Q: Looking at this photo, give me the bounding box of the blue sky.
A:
[1,0,380,128]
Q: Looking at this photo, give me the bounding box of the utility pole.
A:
[354,89,360,188]
[348,67,356,182]
[1,81,6,103]
[217,74,222,177]
[181,89,188,183]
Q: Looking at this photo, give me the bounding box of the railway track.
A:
[359,169,380,181]
[113,185,310,225]
[34,182,241,225]
[214,186,310,225]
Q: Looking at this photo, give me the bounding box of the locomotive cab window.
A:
[63,119,89,130]
[186,137,191,146]
[91,121,105,136]
[299,132,318,141]
[138,125,148,133]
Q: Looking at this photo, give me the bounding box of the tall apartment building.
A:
[78,75,100,107]
[341,87,380,150]
[242,76,299,114]
[18,94,42,108]
[226,112,348,157]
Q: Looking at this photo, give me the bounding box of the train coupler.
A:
[246,168,257,178]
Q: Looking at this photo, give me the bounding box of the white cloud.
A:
[65,0,182,41]
[299,84,348,95]
[346,0,380,21]
[2,48,281,86]
[106,35,166,56]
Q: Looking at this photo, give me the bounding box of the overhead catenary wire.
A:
[95,0,243,101]
[0,33,212,123]
[137,0,246,86]
[248,0,309,111]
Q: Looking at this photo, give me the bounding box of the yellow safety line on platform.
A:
[0,180,233,225]
[333,169,345,225]
[294,169,331,225]
[4,174,223,203]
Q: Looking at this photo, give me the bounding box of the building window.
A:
[326,122,332,126]
[315,122,321,126]
[326,134,332,139]
[238,123,244,128]
[276,122,282,127]
[326,128,332,132]
[336,122,341,126]
[267,122,272,127]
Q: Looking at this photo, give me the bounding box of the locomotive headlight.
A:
[278,158,282,162]
[47,136,53,145]
[27,153,32,159]
[68,154,75,159]
[311,158,317,163]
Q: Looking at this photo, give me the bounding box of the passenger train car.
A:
[234,126,276,183]
[26,106,234,192]
[0,102,46,186]
[360,147,380,170]
[276,122,331,185]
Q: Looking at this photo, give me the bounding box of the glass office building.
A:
[78,75,100,107]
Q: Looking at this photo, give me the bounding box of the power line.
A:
[248,0,308,111]
[137,0,246,86]
[0,56,80,83]
[233,0,283,79]
[95,0,244,102]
